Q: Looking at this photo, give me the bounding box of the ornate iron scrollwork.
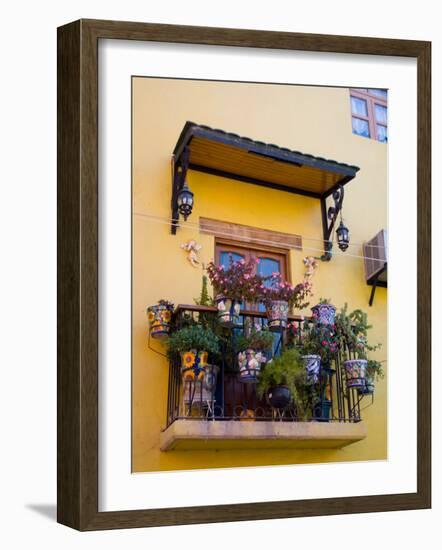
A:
[320,184,345,261]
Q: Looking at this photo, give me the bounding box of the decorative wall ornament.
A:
[181,239,202,267]
[303,256,318,279]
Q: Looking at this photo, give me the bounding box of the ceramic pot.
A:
[359,375,375,395]
[147,302,174,340]
[182,362,219,404]
[266,300,289,332]
[267,385,292,409]
[216,295,241,327]
[311,303,336,326]
[302,354,321,384]
[314,399,332,422]
[344,359,368,389]
[237,348,267,383]
[180,350,209,380]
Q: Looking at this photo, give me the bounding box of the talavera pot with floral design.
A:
[146,302,174,340]
[216,295,241,327]
[266,300,289,332]
[237,348,267,383]
[311,303,336,326]
[344,359,367,389]
[302,354,321,384]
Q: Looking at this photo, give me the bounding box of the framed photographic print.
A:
[57,19,431,530]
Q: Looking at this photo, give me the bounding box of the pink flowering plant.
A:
[259,273,312,311]
[206,256,263,302]
[286,316,338,364]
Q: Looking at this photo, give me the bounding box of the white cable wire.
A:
[134,212,386,249]
[133,211,388,262]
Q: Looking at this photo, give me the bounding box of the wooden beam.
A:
[199,217,302,250]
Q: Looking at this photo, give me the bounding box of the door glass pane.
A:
[218,251,246,313]
[374,104,387,124]
[219,251,244,267]
[257,257,281,312]
[369,88,388,99]
[257,257,281,286]
[350,96,368,116]
[376,125,388,143]
[352,117,370,137]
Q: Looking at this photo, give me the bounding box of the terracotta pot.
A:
[237,348,267,383]
[344,359,368,389]
[147,303,174,339]
[266,300,289,332]
[302,354,321,384]
[216,295,241,327]
[311,303,336,326]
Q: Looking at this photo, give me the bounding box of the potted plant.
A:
[360,359,384,395]
[296,318,338,384]
[257,348,313,415]
[311,298,336,326]
[335,305,383,392]
[236,327,274,383]
[166,325,220,386]
[206,257,262,327]
[146,299,174,339]
[260,273,311,332]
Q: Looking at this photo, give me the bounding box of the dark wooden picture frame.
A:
[57,18,431,531]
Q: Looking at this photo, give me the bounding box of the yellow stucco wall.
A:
[132,77,387,472]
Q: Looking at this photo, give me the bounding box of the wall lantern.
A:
[336,218,350,251]
[177,181,194,220]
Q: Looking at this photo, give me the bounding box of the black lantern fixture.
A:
[177,180,194,221]
[336,217,350,251]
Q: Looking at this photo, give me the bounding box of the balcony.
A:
[160,305,368,451]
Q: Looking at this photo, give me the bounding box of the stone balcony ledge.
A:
[160,419,367,451]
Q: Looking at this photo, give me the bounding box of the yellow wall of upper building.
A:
[132,77,387,472]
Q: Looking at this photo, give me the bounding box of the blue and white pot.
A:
[302,354,321,384]
[359,375,375,395]
[311,303,336,326]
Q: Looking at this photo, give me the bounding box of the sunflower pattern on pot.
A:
[180,350,209,381]
[146,301,174,339]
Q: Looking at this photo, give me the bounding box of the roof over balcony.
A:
[173,121,360,199]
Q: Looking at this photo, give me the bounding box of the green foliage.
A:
[335,304,384,381]
[166,325,220,358]
[236,327,274,352]
[194,275,213,307]
[297,321,338,363]
[257,349,314,419]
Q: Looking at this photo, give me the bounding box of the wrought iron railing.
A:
[164,305,368,429]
